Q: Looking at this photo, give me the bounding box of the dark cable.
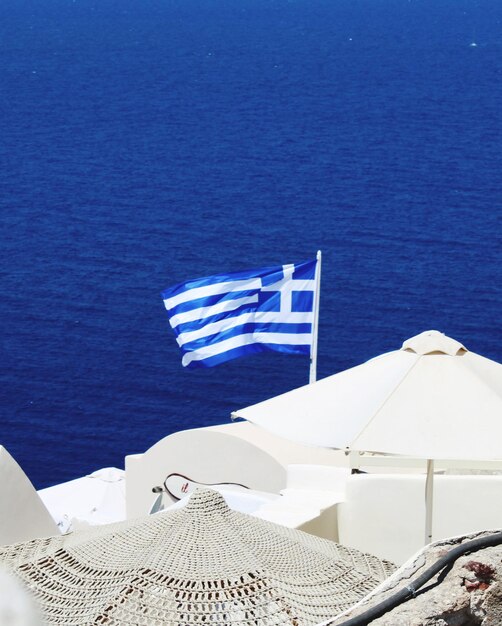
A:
[333,531,502,626]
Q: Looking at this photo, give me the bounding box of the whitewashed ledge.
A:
[38,467,126,532]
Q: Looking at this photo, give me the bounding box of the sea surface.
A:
[0,0,501,489]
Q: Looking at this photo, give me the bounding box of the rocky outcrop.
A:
[331,531,502,626]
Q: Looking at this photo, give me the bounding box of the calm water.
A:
[0,0,501,488]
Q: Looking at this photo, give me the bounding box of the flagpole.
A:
[309,250,322,384]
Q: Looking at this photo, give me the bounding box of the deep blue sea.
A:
[1,0,501,489]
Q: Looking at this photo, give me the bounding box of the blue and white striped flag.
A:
[162,259,318,369]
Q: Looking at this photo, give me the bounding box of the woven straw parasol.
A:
[0,489,395,626]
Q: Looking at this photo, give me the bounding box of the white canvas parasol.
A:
[233,331,502,543]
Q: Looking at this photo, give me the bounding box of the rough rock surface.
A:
[331,531,502,626]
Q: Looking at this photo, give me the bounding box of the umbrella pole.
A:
[425,459,434,545]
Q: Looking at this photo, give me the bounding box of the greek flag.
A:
[162,259,318,368]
